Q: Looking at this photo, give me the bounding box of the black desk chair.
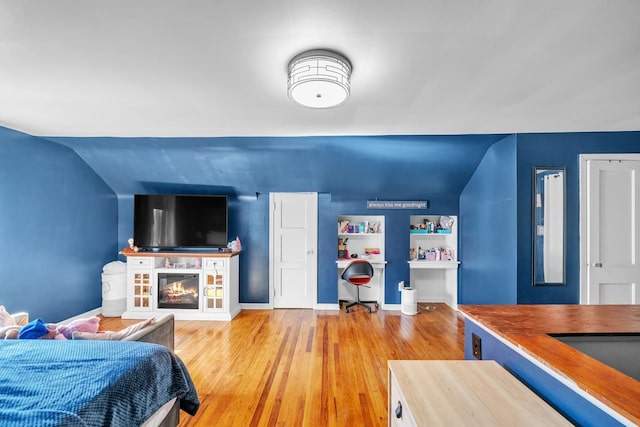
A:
[341,260,378,313]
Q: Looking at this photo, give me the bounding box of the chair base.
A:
[340,299,379,313]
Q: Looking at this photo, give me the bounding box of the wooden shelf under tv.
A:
[120,247,240,258]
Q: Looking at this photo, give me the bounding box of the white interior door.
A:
[581,156,640,304]
[271,193,317,308]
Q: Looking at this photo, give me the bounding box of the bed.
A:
[0,313,199,426]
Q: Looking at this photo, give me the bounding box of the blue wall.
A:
[516,131,640,303]
[459,135,518,304]
[460,131,640,305]
[5,127,640,315]
[53,134,500,306]
[0,127,118,322]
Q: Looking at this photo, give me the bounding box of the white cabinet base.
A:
[121,306,241,321]
[120,250,240,321]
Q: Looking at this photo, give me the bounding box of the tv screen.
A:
[133,194,228,249]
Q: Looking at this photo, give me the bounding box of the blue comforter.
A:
[0,340,199,426]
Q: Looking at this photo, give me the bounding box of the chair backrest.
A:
[341,260,374,285]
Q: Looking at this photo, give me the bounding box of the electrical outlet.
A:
[472,333,482,360]
[398,281,404,292]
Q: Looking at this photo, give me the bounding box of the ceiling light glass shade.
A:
[287,49,352,109]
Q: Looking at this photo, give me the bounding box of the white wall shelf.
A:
[408,260,460,269]
[337,215,385,307]
[408,215,459,309]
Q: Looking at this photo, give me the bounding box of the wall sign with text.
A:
[367,200,428,209]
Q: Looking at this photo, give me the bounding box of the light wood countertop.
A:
[389,360,571,426]
[459,304,640,425]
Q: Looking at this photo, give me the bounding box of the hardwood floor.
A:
[101,304,465,426]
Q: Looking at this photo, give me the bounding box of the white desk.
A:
[337,259,386,307]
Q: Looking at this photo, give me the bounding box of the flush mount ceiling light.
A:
[287,49,352,109]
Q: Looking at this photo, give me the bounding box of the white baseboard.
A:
[314,303,340,310]
[240,303,272,310]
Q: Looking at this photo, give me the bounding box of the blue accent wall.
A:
[4,127,639,312]
[51,134,501,305]
[0,127,118,322]
[516,131,640,304]
[459,135,518,304]
[460,131,640,305]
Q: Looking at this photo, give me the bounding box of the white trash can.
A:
[401,287,418,315]
[101,261,127,317]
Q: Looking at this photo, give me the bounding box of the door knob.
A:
[395,401,402,418]
[594,262,603,268]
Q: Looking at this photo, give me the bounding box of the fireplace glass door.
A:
[157,273,199,309]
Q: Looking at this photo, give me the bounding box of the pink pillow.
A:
[57,316,100,340]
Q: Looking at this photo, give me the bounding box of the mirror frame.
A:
[532,166,566,286]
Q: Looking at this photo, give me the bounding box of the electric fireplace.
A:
[157,273,199,309]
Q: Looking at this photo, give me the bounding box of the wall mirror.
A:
[533,167,566,285]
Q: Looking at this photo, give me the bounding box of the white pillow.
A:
[0,306,17,328]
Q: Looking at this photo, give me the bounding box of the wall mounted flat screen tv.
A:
[133,194,228,249]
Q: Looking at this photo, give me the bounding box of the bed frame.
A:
[124,313,175,350]
[10,312,182,427]
[124,314,180,427]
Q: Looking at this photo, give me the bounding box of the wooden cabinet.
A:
[408,215,459,309]
[388,360,571,426]
[121,250,240,321]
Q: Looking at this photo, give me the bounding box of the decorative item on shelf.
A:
[364,247,381,259]
[425,248,440,261]
[127,237,139,253]
[195,258,201,269]
[165,258,171,268]
[338,238,347,259]
[338,220,349,234]
[441,248,454,261]
[228,236,242,252]
[439,216,454,232]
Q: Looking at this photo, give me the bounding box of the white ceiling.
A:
[1,0,639,138]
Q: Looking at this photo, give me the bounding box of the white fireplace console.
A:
[120,249,240,321]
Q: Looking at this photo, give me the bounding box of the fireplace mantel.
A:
[120,249,240,321]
